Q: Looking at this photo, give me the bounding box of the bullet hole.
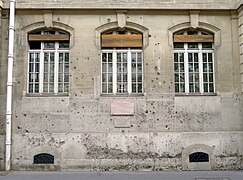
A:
[57,17,60,21]
[158,43,160,45]
[145,110,148,113]
[74,66,77,69]
[52,124,54,126]
[130,125,133,127]
[149,35,151,37]
[151,80,154,82]
[75,93,77,96]
[110,119,113,121]
[122,130,125,133]
[61,99,65,102]
[146,63,148,66]
[154,66,158,71]
[87,57,89,60]
[76,58,79,60]
[157,72,160,75]
[107,18,111,22]
[17,126,21,129]
[25,130,29,133]
[92,78,94,80]
[140,17,142,19]
[82,106,84,109]
[23,114,27,117]
[156,78,158,80]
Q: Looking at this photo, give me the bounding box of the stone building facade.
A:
[0,0,243,171]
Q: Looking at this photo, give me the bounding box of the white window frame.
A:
[101,48,143,95]
[27,32,70,95]
[174,43,215,95]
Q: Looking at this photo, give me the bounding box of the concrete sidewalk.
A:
[0,171,242,180]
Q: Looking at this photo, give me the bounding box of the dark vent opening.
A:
[34,153,54,164]
[189,152,209,162]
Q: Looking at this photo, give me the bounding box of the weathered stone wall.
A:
[3,7,241,171]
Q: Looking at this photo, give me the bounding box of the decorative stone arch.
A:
[30,146,61,166]
[21,21,75,48]
[168,22,221,47]
[182,144,215,171]
[95,21,149,49]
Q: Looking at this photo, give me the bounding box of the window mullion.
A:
[39,50,44,94]
[199,44,204,94]
[113,50,117,94]
[54,49,59,94]
[184,43,189,94]
[127,49,132,94]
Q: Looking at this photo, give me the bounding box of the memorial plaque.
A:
[111,100,134,116]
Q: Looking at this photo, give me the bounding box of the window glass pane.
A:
[208,53,213,62]
[29,41,41,50]
[59,41,69,49]
[209,83,214,92]
[132,84,136,93]
[188,43,198,49]
[44,42,55,49]
[102,63,107,72]
[208,63,213,72]
[175,84,179,93]
[194,54,198,62]
[209,73,213,82]
[174,43,184,49]
[108,62,113,73]
[29,84,33,93]
[34,84,39,93]
[64,74,69,82]
[202,43,213,49]
[108,73,113,82]
[195,83,200,93]
[108,84,113,93]
[174,63,179,72]
[102,83,107,93]
[108,53,112,62]
[49,83,54,93]
[188,53,193,62]
[58,83,63,92]
[179,53,184,62]
[174,53,178,62]
[102,53,107,62]
[138,74,142,82]
[58,74,63,82]
[102,73,107,82]
[138,84,142,93]
[64,83,69,92]
[180,84,185,93]
[65,53,69,62]
[204,83,208,93]
[131,53,136,62]
[203,74,208,82]
[137,53,142,62]
[175,74,179,82]
[203,53,207,62]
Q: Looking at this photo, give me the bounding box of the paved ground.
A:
[0,171,242,180]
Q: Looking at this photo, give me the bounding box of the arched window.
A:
[101,29,143,94]
[28,29,70,94]
[173,30,215,94]
[34,153,54,164]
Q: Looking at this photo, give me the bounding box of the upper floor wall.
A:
[2,0,239,10]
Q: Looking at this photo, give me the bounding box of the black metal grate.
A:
[34,153,54,164]
[189,152,209,162]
